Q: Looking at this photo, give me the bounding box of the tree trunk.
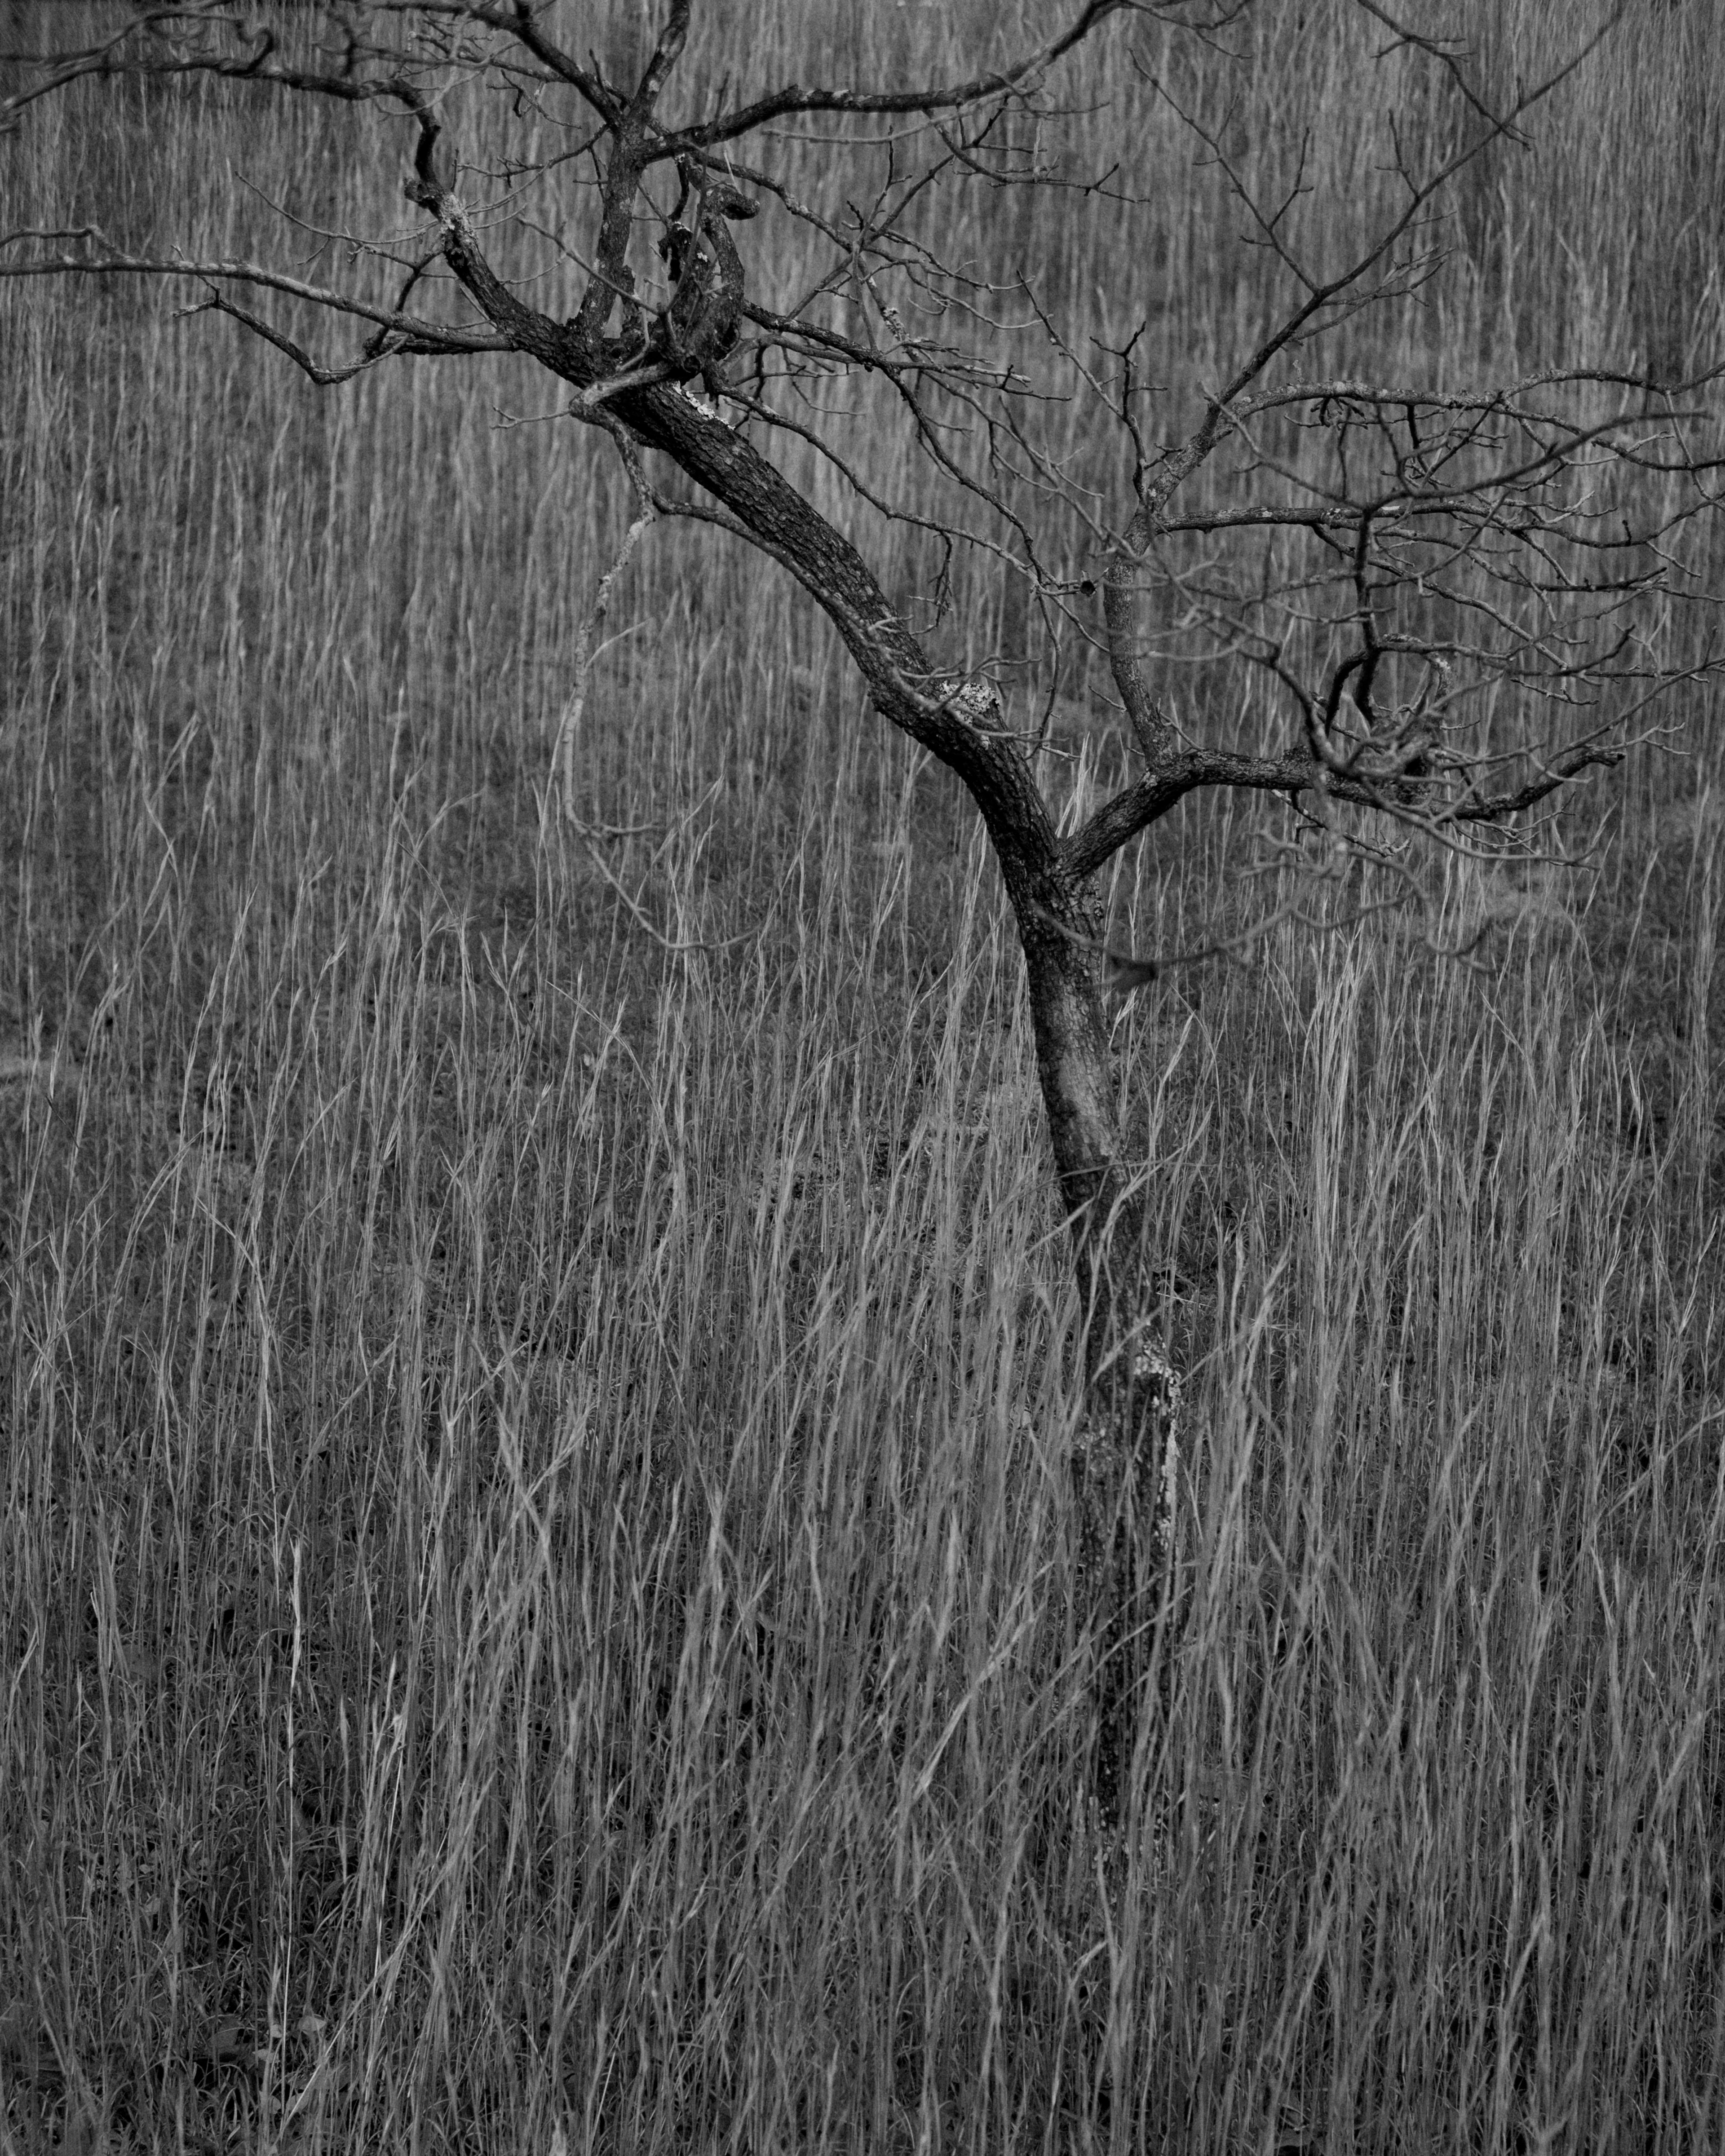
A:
[1013,870,1184,1828]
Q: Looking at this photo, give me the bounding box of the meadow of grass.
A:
[1,3,1722,2150]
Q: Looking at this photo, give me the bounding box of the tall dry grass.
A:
[1,3,1722,2151]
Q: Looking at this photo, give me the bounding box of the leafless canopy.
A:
[6,3,1717,885]
[4,0,1721,1245]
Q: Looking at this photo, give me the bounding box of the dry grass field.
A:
[1,3,1722,2150]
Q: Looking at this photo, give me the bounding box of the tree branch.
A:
[652,0,1137,154]
[1061,733,1631,884]
[0,235,510,352]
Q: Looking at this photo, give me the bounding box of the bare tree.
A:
[6,0,1719,1816]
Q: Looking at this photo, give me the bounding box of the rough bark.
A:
[1020,809,1185,1828]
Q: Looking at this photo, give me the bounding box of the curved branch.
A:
[0,238,509,352]
[654,0,1132,154]
[0,21,400,124]
[1060,736,1629,882]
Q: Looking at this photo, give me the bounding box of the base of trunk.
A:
[1071,1334,1185,1826]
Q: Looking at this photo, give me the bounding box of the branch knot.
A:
[652,157,756,397]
